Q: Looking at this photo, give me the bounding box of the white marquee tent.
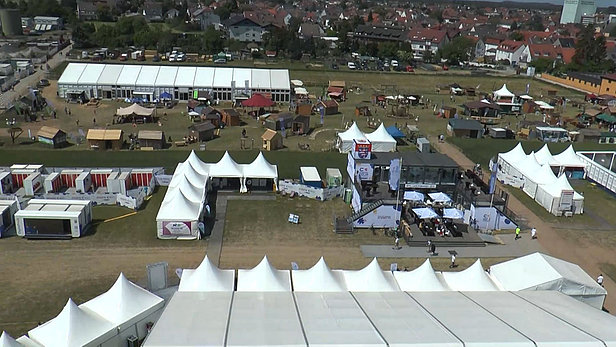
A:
[337,122,368,153]
[209,151,244,178]
[342,258,400,292]
[0,332,21,347]
[534,174,584,215]
[522,163,557,198]
[490,253,607,309]
[393,259,450,291]
[178,255,235,292]
[440,259,500,291]
[365,123,397,152]
[291,257,347,292]
[553,144,587,168]
[237,256,291,292]
[497,142,527,186]
[534,144,558,167]
[493,84,515,99]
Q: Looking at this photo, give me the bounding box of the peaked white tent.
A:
[497,142,527,186]
[342,258,400,292]
[365,123,397,152]
[428,192,452,204]
[440,259,500,291]
[156,189,204,239]
[523,163,558,198]
[80,274,164,343]
[241,152,278,180]
[393,259,449,291]
[338,122,368,153]
[237,256,291,291]
[292,257,347,292]
[534,144,558,167]
[209,151,243,178]
[493,84,515,99]
[534,174,584,215]
[178,255,235,292]
[552,145,586,168]
[185,150,210,176]
[28,299,116,347]
[0,332,21,347]
[490,253,607,309]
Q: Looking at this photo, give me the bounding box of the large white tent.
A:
[490,253,607,309]
[393,259,449,291]
[493,84,515,99]
[365,123,397,152]
[534,174,584,215]
[237,256,291,292]
[534,144,558,167]
[241,152,278,180]
[553,144,587,168]
[337,122,368,153]
[440,259,500,291]
[522,163,557,198]
[291,257,347,292]
[0,332,21,347]
[497,142,527,186]
[209,151,244,178]
[28,299,116,347]
[80,273,164,342]
[342,258,400,291]
[178,255,235,292]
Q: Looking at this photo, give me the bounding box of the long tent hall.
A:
[337,122,397,153]
[57,63,291,102]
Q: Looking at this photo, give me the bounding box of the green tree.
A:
[429,9,443,23]
[526,14,544,31]
[96,4,113,22]
[378,42,398,58]
[570,24,611,72]
[71,22,96,48]
[529,57,554,73]
[93,24,118,48]
[439,36,474,64]
[509,31,524,41]
[201,26,224,53]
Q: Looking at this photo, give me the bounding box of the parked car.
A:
[331,63,338,70]
[347,62,356,70]
[214,58,227,64]
[406,65,414,72]
[391,60,399,68]
[119,53,128,61]
[37,79,50,87]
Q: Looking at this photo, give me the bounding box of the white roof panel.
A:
[465,291,603,347]
[251,69,271,89]
[213,67,233,88]
[175,66,197,87]
[154,66,178,87]
[354,292,462,347]
[300,166,321,182]
[232,68,252,89]
[227,292,306,347]
[77,64,105,85]
[294,292,385,346]
[136,65,160,87]
[143,291,232,347]
[58,63,87,84]
[116,65,142,87]
[409,292,534,347]
[97,64,124,85]
[270,69,291,89]
[194,67,215,88]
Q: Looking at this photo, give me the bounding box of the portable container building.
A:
[75,172,92,193]
[44,172,62,193]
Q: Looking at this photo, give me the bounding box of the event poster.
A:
[356,163,373,181]
[162,221,192,235]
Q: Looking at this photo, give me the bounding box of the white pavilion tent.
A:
[240,152,279,190]
[209,151,243,178]
[342,258,400,291]
[440,259,500,291]
[534,174,584,215]
[178,255,235,292]
[185,150,211,176]
[489,253,607,309]
[553,144,587,169]
[497,142,527,187]
[522,163,557,198]
[365,123,397,152]
[0,332,21,347]
[493,84,515,102]
[28,299,116,347]
[237,256,291,292]
[156,189,204,239]
[534,144,558,167]
[291,257,347,292]
[393,259,449,291]
[80,273,165,342]
[337,122,368,153]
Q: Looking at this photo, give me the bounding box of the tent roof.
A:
[338,122,368,142]
[242,93,274,107]
[294,292,386,346]
[116,103,154,116]
[86,129,122,141]
[237,256,291,291]
[80,273,164,327]
[178,255,235,292]
[526,163,558,185]
[412,207,438,219]
[155,66,178,87]
[534,144,557,166]
[77,63,105,85]
[366,123,397,144]
[0,332,20,347]
[440,259,499,291]
[499,142,527,164]
[115,65,142,86]
[514,151,542,177]
[174,66,197,87]
[209,151,243,178]
[58,63,87,84]
[428,192,452,203]
[28,299,115,347]
[552,145,586,168]
[490,253,606,294]
[185,150,210,176]
[241,152,278,179]
[342,258,400,292]
[292,257,347,292]
[494,84,515,98]
[393,259,449,291]
[385,125,405,138]
[538,174,584,200]
[157,189,202,221]
[136,65,160,86]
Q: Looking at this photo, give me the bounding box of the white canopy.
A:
[172,177,205,204]
[237,256,291,292]
[552,145,586,168]
[157,189,202,221]
[241,152,278,179]
[523,163,558,198]
[365,123,397,152]
[499,142,527,165]
[209,151,243,178]
[514,151,542,177]
[338,122,368,152]
[428,192,452,204]
[116,103,154,116]
[493,84,515,98]
[28,299,116,347]
[440,259,500,291]
[178,255,235,292]
[186,150,210,176]
[290,79,303,87]
[393,259,449,291]
[403,191,425,201]
[534,144,557,166]
[490,253,606,309]
[412,207,438,219]
[534,174,584,215]
[443,208,464,220]
[80,273,164,331]
[535,100,554,110]
[0,332,21,347]
[342,258,400,292]
[292,257,347,292]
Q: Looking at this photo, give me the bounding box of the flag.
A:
[489,160,498,194]
[525,83,530,94]
[389,158,401,191]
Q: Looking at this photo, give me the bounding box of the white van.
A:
[347,62,356,70]
[391,60,399,67]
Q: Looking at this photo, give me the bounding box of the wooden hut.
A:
[447,119,482,138]
[221,108,241,126]
[295,102,312,116]
[37,126,67,148]
[327,81,346,100]
[317,100,339,115]
[189,122,217,141]
[292,115,311,135]
[355,103,372,117]
[86,129,124,150]
[441,106,457,118]
[265,112,294,131]
[138,130,166,149]
[261,129,283,151]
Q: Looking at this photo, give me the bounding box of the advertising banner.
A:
[559,190,574,210]
[162,221,192,235]
[356,163,373,181]
[389,159,401,191]
[353,205,401,228]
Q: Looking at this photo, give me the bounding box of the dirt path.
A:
[435,139,615,311]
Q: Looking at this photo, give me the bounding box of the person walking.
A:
[430,243,436,256]
[427,239,432,253]
[597,274,604,287]
[394,236,400,250]
[515,227,521,240]
[449,253,456,268]
[531,227,537,239]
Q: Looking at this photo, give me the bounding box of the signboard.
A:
[389,159,401,191]
[405,183,437,189]
[352,139,372,159]
[346,152,355,184]
[356,163,373,181]
[353,204,401,228]
[162,221,192,235]
[559,190,574,211]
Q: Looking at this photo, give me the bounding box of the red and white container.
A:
[44,172,62,193]
[131,169,154,187]
[60,169,84,188]
[91,169,113,188]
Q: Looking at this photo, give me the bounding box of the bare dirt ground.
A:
[434,138,616,312]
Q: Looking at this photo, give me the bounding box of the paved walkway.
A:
[206,193,275,266]
[361,233,544,258]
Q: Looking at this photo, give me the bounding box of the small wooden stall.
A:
[37,126,67,148]
[221,108,241,126]
[441,106,457,118]
[261,129,283,151]
[188,122,217,142]
[317,100,339,115]
[265,112,294,131]
[295,102,313,116]
[292,115,310,135]
[138,130,166,149]
[86,129,124,150]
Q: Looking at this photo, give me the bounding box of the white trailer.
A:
[15,199,93,238]
[0,199,19,238]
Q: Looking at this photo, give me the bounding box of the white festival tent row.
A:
[292,257,347,292]
[337,122,396,153]
[497,142,528,187]
[490,253,607,309]
[439,259,501,291]
[393,259,450,291]
[237,255,292,292]
[534,174,584,215]
[341,258,400,292]
[178,255,235,292]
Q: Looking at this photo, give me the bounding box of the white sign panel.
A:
[356,163,373,181]
[353,204,401,228]
[559,190,574,210]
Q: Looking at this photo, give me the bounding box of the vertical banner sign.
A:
[525,83,530,95]
[489,160,498,194]
[320,106,325,125]
[389,159,401,191]
[281,118,286,137]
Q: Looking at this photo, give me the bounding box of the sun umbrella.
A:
[443,208,464,220]
[386,96,396,100]
[188,111,199,116]
[403,191,424,201]
[242,93,274,107]
[428,192,452,203]
[160,92,172,99]
[412,207,438,219]
[407,96,417,100]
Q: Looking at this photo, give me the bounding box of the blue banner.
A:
[489,161,498,194]
[389,159,401,191]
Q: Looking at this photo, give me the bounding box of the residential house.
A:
[225,15,277,43]
[193,8,221,30]
[495,40,526,65]
[353,25,407,43]
[141,1,163,21]
[554,37,576,48]
[520,44,575,65]
[483,37,503,61]
[77,1,99,21]
[409,28,449,61]
[298,22,324,39]
[600,74,616,98]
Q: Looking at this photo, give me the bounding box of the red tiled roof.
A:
[497,40,523,52]
[603,74,616,82]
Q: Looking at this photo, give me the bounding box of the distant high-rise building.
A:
[560,0,596,24]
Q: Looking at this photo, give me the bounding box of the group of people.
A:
[514,227,538,240]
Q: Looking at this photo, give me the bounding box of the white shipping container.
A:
[24,172,43,196]
[75,172,92,193]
